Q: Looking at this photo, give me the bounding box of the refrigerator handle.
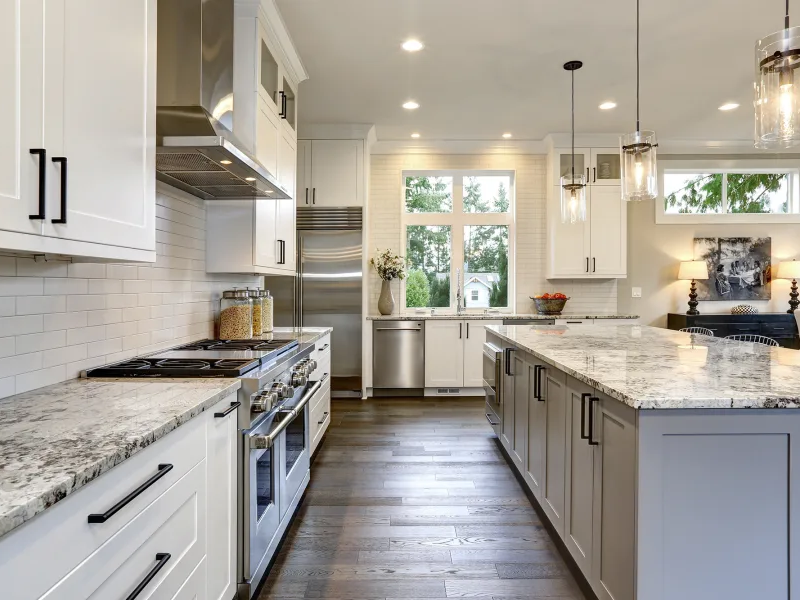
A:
[297,236,304,328]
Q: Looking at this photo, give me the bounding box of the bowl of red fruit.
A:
[531,293,569,315]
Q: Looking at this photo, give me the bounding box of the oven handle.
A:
[249,380,322,449]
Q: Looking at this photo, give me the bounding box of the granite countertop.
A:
[260,326,332,345]
[0,378,241,539]
[367,314,639,321]
[486,324,800,410]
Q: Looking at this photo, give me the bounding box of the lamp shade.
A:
[678,260,708,281]
[777,259,800,279]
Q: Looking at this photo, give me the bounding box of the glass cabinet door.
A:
[590,149,622,186]
[557,150,590,182]
[259,32,280,111]
[281,77,296,132]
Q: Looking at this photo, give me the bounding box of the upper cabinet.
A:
[0,0,156,262]
[296,140,365,207]
[547,147,627,279]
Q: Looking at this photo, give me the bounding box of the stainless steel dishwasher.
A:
[372,320,425,392]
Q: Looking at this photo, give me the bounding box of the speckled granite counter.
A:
[259,326,332,345]
[367,314,639,321]
[487,324,800,409]
[0,378,241,538]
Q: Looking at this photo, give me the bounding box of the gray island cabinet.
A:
[486,323,800,600]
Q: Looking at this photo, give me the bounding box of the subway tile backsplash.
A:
[0,185,260,399]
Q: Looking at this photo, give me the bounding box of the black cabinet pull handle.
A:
[318,411,329,425]
[593,167,596,183]
[312,188,316,204]
[278,91,285,117]
[593,257,596,273]
[215,401,241,418]
[466,322,470,338]
[282,92,288,119]
[580,393,591,439]
[51,157,67,223]
[586,167,590,181]
[305,187,309,204]
[586,257,589,273]
[532,365,540,398]
[29,149,46,220]
[537,365,545,401]
[588,397,599,445]
[504,348,515,376]
[88,464,173,523]
[459,322,463,339]
[485,413,500,426]
[319,343,330,351]
[125,553,171,600]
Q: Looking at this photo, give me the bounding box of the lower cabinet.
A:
[310,335,332,454]
[0,392,238,600]
[500,344,515,452]
[511,353,528,471]
[541,366,567,536]
[424,319,502,388]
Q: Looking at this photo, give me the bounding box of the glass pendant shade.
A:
[620,130,658,201]
[560,172,587,224]
[755,26,800,148]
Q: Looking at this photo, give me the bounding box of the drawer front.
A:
[311,390,331,454]
[42,458,207,599]
[0,411,206,599]
[761,322,796,337]
[316,354,332,387]
[311,334,331,359]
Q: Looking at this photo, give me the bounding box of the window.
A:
[657,160,800,224]
[402,171,514,312]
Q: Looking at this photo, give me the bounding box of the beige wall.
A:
[368,153,619,315]
[618,200,800,327]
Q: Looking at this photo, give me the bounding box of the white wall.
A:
[367,153,618,315]
[0,184,260,399]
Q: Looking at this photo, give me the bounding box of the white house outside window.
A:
[401,170,515,312]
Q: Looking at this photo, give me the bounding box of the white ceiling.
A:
[275,0,790,142]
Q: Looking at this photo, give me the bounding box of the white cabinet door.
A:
[554,149,591,184]
[206,397,237,600]
[564,378,596,578]
[424,320,464,388]
[278,130,297,199]
[257,24,281,113]
[589,186,626,278]
[310,140,362,207]
[296,140,312,207]
[41,0,155,251]
[463,320,502,387]
[524,361,546,500]
[254,200,278,268]
[275,198,296,271]
[591,392,636,600]
[256,96,280,179]
[548,186,591,278]
[0,1,44,237]
[590,149,622,186]
[541,367,567,537]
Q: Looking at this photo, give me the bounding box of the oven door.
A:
[280,398,310,517]
[483,342,503,435]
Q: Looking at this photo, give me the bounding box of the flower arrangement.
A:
[370,248,407,281]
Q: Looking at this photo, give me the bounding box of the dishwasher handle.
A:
[375,327,422,331]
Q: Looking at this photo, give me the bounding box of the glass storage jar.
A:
[248,288,265,335]
[263,289,274,333]
[219,289,253,339]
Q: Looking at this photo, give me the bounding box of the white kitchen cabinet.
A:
[590,148,622,186]
[553,148,591,183]
[564,377,596,577]
[297,140,364,207]
[0,0,156,262]
[296,140,312,205]
[256,96,280,179]
[541,366,567,536]
[424,320,465,388]
[589,186,627,277]
[463,320,502,387]
[279,130,297,199]
[310,334,332,455]
[206,397,239,600]
[555,318,594,326]
[206,199,294,275]
[591,390,636,600]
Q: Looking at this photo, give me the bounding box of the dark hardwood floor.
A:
[258,397,586,599]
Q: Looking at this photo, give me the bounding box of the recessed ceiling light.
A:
[245,177,256,181]
[402,100,419,110]
[502,133,513,139]
[402,39,424,52]
[718,102,740,111]
[411,133,421,138]
[599,101,617,110]
[220,159,232,165]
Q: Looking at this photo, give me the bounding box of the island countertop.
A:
[486,324,800,410]
[367,313,639,321]
[0,378,241,539]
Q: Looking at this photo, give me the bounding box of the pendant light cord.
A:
[787,0,791,29]
[571,69,575,182]
[636,0,640,133]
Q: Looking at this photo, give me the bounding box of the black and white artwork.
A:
[693,237,772,301]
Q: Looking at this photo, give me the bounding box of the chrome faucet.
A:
[456,268,464,315]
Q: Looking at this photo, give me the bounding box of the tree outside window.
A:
[665,173,790,214]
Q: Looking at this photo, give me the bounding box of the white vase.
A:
[378,279,395,315]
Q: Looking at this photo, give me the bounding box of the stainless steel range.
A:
[84,337,322,599]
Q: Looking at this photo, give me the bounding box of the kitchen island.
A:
[486,323,800,600]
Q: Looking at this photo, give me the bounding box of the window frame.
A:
[400,170,515,314]
[656,159,800,224]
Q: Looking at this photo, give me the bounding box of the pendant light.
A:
[620,0,658,201]
[755,0,800,148]
[561,61,587,224]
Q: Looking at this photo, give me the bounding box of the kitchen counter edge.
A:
[366,314,639,321]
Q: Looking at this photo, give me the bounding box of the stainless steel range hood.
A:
[156,0,290,200]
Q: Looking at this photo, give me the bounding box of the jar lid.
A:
[264,289,271,296]
[223,289,250,299]
[246,288,262,298]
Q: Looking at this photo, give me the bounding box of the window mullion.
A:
[721,173,728,213]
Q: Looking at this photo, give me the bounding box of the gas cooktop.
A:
[85,357,260,378]
[173,339,298,352]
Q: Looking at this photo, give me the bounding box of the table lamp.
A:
[777,259,800,313]
[678,260,708,316]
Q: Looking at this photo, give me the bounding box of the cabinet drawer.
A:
[311,335,331,361]
[0,413,206,599]
[311,386,331,453]
[761,322,795,337]
[41,458,206,599]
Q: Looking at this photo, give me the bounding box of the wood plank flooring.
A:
[257,397,586,600]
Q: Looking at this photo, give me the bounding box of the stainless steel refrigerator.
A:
[269,207,363,397]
